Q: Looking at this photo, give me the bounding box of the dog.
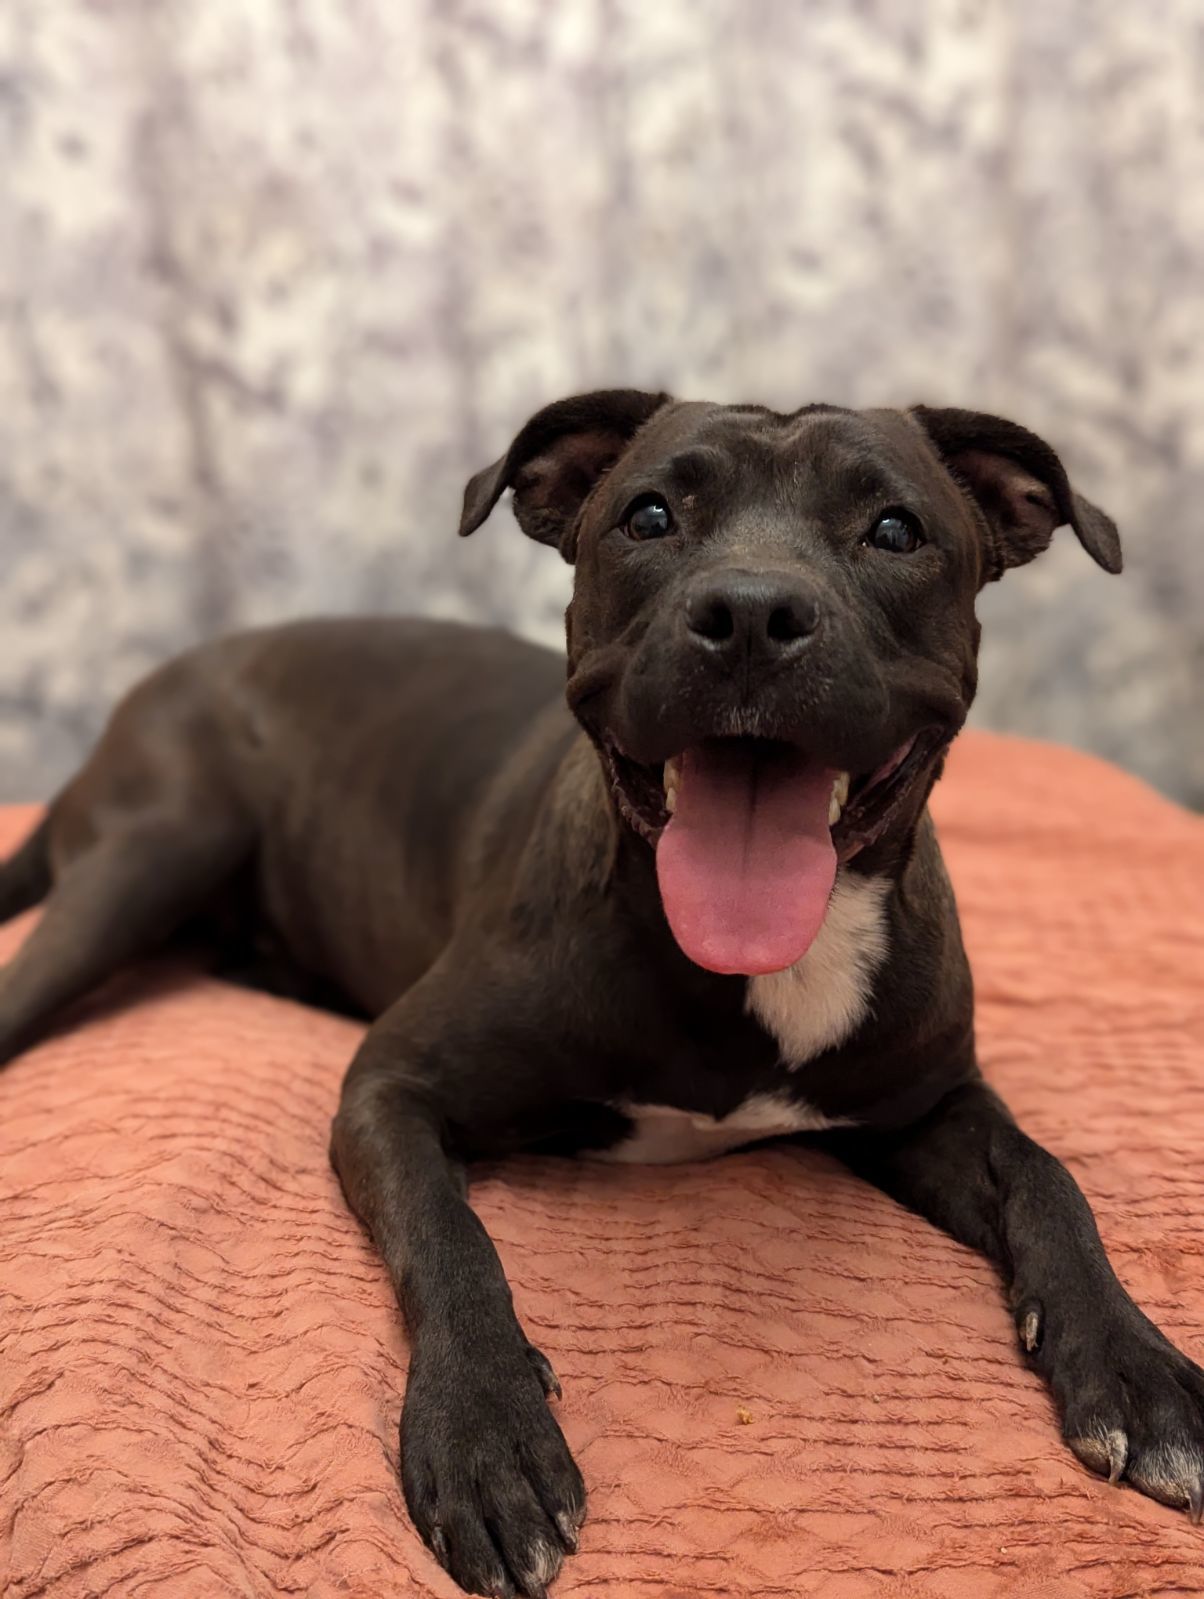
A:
[1,391,1200,1599]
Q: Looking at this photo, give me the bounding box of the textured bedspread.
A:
[2,730,1202,1598]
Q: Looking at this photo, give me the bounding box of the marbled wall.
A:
[2,1,1201,802]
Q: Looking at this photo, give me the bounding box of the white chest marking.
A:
[592,871,890,1165]
[746,871,890,1067]
[593,1091,850,1165]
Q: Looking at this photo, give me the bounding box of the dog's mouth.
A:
[601,729,945,977]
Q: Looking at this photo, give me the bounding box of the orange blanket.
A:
[2,731,1202,1598]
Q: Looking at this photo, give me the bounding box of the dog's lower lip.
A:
[836,728,948,855]
[601,739,668,842]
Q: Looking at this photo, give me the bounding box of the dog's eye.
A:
[865,511,924,555]
[622,495,674,541]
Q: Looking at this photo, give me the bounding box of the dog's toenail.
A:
[1188,1477,1204,1525]
[529,1349,562,1400]
[555,1509,579,1550]
[1071,1425,1128,1483]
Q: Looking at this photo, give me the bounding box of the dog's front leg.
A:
[331,1007,585,1599]
[830,1080,1204,1518]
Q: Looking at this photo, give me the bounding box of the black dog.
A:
[1,392,1200,1598]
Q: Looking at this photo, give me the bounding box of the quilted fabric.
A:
[1,729,1202,1598]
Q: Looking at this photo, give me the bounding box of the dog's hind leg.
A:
[0,815,52,925]
[0,652,257,1065]
[0,807,251,1065]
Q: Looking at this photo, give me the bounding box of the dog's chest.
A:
[746,871,890,1065]
[595,873,891,1164]
[593,1092,851,1164]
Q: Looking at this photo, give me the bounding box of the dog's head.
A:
[461,392,1120,976]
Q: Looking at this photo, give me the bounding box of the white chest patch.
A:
[746,871,890,1066]
[592,1091,850,1165]
[590,870,890,1165]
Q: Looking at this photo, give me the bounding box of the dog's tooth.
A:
[828,771,850,827]
[663,756,682,815]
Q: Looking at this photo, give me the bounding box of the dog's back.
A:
[0,616,571,1045]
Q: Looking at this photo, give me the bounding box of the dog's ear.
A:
[911,406,1122,583]
[458,389,672,561]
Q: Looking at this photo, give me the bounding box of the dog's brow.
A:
[833,452,915,504]
[663,446,729,491]
[783,425,914,504]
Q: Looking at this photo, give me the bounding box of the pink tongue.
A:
[656,743,838,975]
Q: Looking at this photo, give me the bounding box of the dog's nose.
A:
[684,571,820,661]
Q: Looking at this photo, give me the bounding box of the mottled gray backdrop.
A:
[2,1,1202,804]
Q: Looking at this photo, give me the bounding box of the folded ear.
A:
[458,388,672,561]
[911,405,1122,583]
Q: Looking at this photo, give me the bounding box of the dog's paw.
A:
[1020,1298,1204,1521]
[400,1337,585,1598]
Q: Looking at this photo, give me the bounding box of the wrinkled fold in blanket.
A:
[1,731,1202,1599]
